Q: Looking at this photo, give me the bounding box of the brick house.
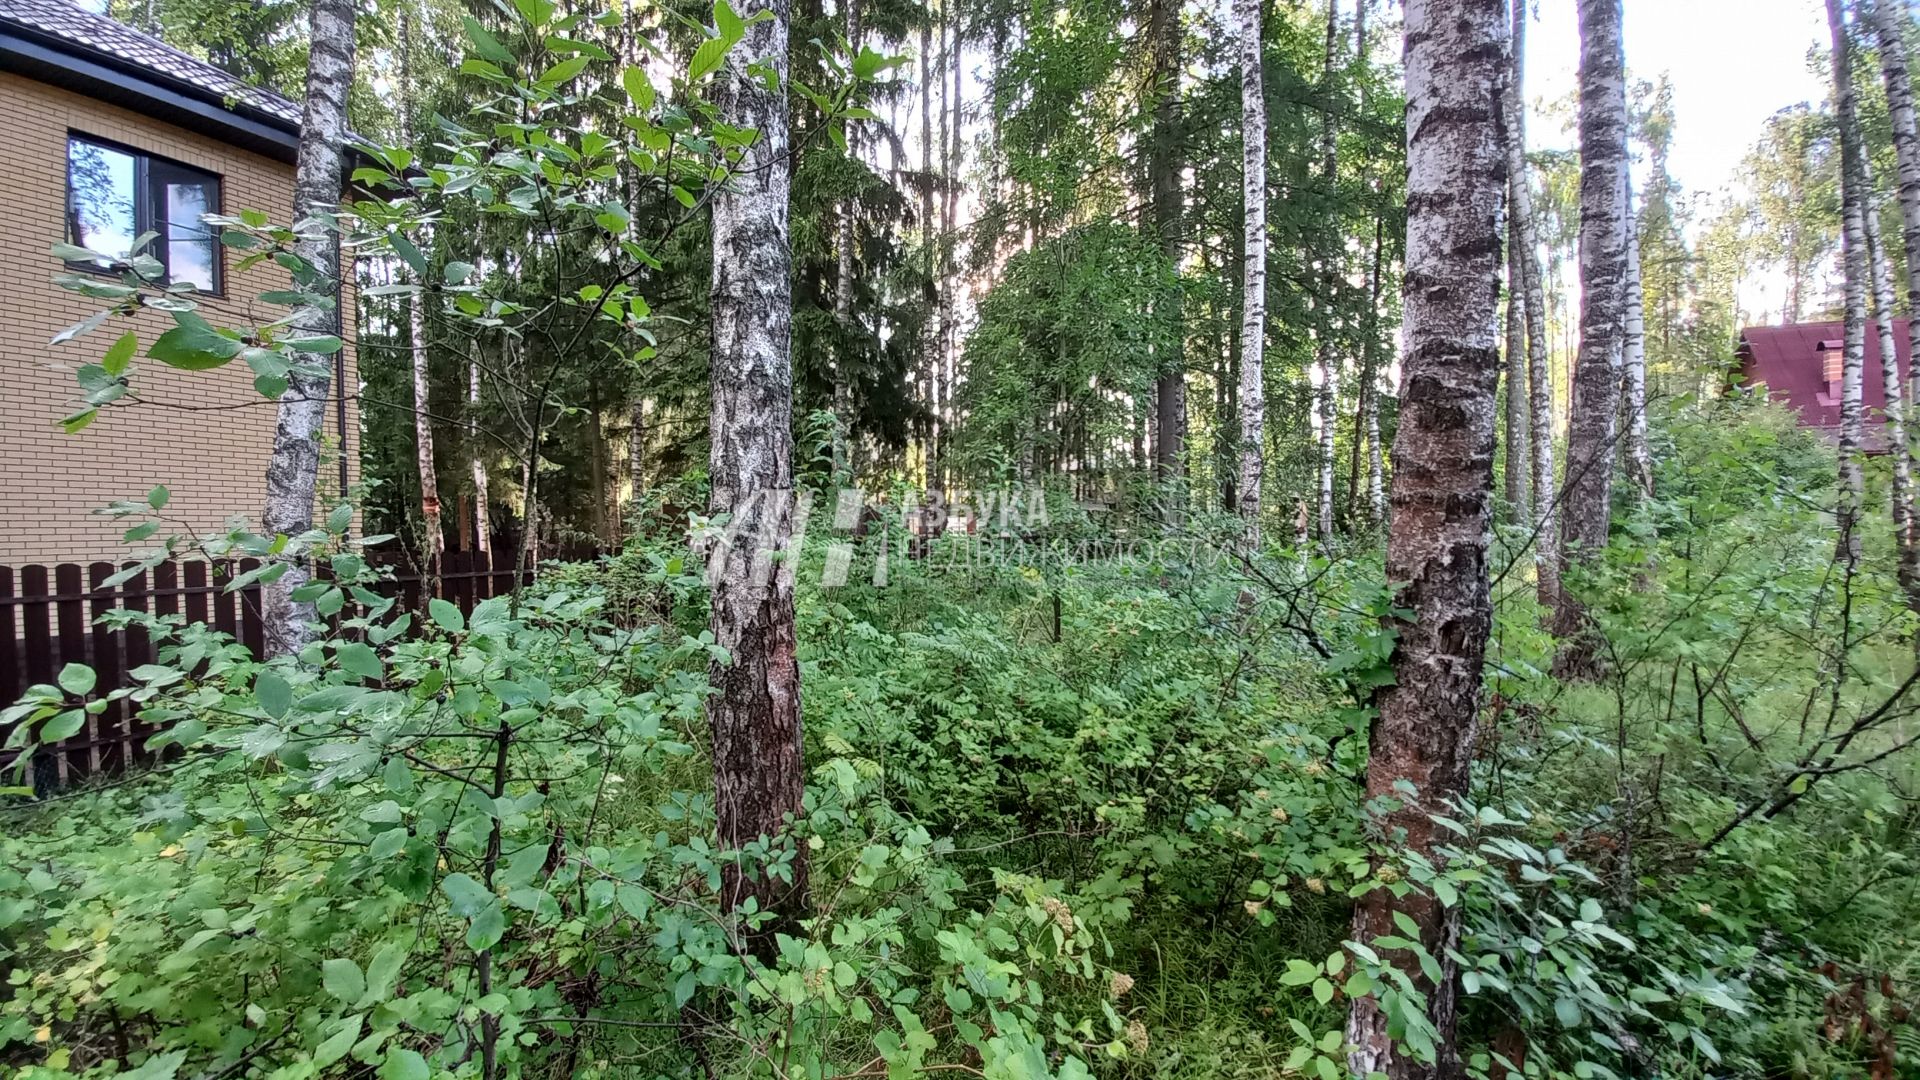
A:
[0,0,357,565]
[1736,321,1913,452]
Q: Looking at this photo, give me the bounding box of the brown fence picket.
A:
[119,565,151,763]
[0,567,16,717]
[234,559,265,659]
[56,565,92,778]
[89,562,124,775]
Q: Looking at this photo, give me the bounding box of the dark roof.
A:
[0,0,304,162]
[1737,320,1913,452]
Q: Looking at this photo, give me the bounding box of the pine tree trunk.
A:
[1622,179,1651,498]
[1869,0,1920,593]
[470,358,490,557]
[260,0,354,658]
[1505,185,1529,513]
[1313,0,1340,545]
[1235,0,1267,542]
[1345,0,1507,1073]
[706,0,808,923]
[1150,0,1186,491]
[1552,0,1627,674]
[1832,0,1867,567]
[945,6,962,491]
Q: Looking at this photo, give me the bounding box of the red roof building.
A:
[1736,320,1914,452]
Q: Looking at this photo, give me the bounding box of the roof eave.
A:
[0,23,300,164]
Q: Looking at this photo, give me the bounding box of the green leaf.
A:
[284,334,344,355]
[335,643,384,680]
[622,66,656,111]
[713,0,742,41]
[314,1015,362,1067]
[149,321,241,370]
[327,502,354,534]
[148,484,170,509]
[688,35,729,82]
[466,899,506,951]
[256,671,292,719]
[322,957,365,1003]
[429,598,466,633]
[41,710,85,742]
[462,15,515,65]
[58,663,95,696]
[363,941,407,1004]
[380,1049,428,1080]
[443,261,475,285]
[441,873,493,917]
[102,332,138,377]
[538,56,589,86]
[1311,977,1335,1006]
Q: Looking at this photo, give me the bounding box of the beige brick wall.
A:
[0,71,360,567]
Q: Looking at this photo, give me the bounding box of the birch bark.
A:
[1235,0,1267,542]
[1345,0,1507,1073]
[260,0,354,658]
[706,0,808,922]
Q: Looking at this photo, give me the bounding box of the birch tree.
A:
[259,0,355,658]
[1863,167,1908,561]
[1235,0,1267,541]
[1346,0,1507,1071]
[1505,189,1529,512]
[1869,0,1920,592]
[401,20,442,577]
[1313,0,1341,544]
[706,0,808,921]
[1830,0,1867,565]
[1622,178,1651,498]
[1553,0,1627,671]
[1508,0,1558,612]
[470,359,490,557]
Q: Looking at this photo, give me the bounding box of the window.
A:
[66,135,221,293]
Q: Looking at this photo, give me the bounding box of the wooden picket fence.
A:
[0,548,543,789]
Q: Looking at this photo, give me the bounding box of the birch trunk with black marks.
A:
[1866,173,1913,566]
[1831,0,1867,567]
[706,0,808,923]
[1235,0,1267,542]
[1508,0,1557,611]
[1552,0,1627,674]
[1870,0,1920,595]
[402,23,442,578]
[919,17,939,491]
[260,0,354,658]
[832,0,861,485]
[1345,0,1507,1073]
[1313,0,1341,545]
[1150,0,1186,490]
[471,358,490,557]
[1505,184,1529,513]
[1621,178,1651,498]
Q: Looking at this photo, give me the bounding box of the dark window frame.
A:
[64,131,224,296]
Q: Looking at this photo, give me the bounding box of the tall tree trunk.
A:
[400,12,442,579]
[1867,173,1914,569]
[628,397,646,506]
[1505,183,1529,512]
[919,16,939,492]
[1552,0,1627,673]
[1345,0,1507,1073]
[260,0,354,658]
[1621,178,1651,498]
[1832,0,1868,567]
[470,357,490,557]
[832,0,861,485]
[945,3,962,491]
[1509,0,1558,612]
[1150,0,1186,490]
[1313,0,1341,545]
[1869,0,1920,594]
[1235,0,1267,542]
[706,0,808,923]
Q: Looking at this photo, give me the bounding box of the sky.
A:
[1525,0,1832,203]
